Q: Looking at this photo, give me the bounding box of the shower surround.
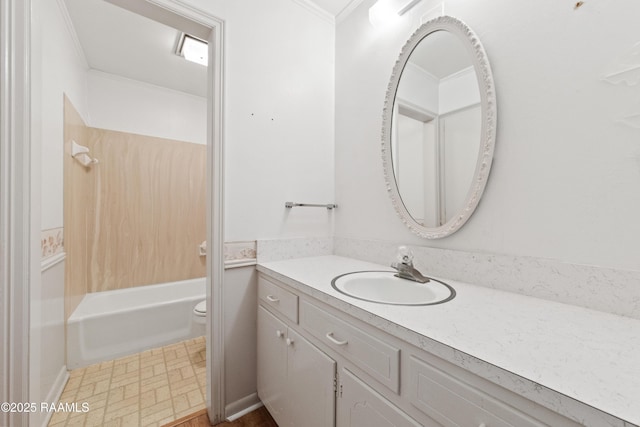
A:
[63,96,206,320]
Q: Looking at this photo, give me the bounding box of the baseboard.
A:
[40,365,70,427]
[224,392,262,421]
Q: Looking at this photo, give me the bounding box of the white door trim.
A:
[0,0,32,426]
[203,9,226,426]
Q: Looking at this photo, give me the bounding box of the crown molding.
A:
[336,0,366,24]
[54,0,89,69]
[291,0,335,25]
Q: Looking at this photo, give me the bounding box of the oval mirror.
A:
[382,16,496,239]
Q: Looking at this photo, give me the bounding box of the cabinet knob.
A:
[266,295,280,303]
[276,330,284,338]
[286,338,294,346]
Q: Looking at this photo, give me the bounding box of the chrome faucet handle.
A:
[396,246,414,265]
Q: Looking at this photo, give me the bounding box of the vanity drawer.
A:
[300,300,400,393]
[409,355,546,427]
[258,276,298,324]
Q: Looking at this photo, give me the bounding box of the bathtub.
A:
[67,278,206,369]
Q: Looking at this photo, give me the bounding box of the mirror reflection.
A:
[392,30,481,227]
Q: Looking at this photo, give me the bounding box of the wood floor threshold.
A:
[161,409,209,427]
[162,406,278,427]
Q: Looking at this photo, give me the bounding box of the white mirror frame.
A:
[382,16,497,239]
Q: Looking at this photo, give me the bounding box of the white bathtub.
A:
[67,278,206,369]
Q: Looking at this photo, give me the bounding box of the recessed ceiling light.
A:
[176,33,208,66]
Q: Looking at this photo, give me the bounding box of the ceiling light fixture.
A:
[176,33,208,66]
[369,0,423,27]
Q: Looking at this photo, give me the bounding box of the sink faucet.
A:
[390,246,430,283]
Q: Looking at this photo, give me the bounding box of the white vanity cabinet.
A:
[258,275,420,427]
[257,273,584,427]
[257,280,336,427]
[337,367,423,427]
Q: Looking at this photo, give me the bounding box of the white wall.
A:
[31,0,88,425]
[35,0,88,231]
[439,67,479,113]
[397,63,439,112]
[223,266,259,414]
[86,70,207,145]
[185,0,336,242]
[335,0,640,272]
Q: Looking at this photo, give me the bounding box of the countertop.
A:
[256,255,640,427]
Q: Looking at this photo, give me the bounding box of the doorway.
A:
[0,0,225,425]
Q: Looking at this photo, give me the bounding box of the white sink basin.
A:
[331,271,455,306]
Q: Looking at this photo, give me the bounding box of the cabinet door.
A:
[287,329,336,427]
[257,306,288,424]
[338,368,423,427]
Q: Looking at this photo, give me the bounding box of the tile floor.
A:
[48,336,206,427]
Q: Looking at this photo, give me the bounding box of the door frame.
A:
[0,0,226,424]
[0,0,32,426]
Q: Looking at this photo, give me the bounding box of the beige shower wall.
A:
[64,97,206,317]
[64,96,91,320]
[86,127,206,292]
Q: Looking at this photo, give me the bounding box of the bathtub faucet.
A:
[390,246,430,284]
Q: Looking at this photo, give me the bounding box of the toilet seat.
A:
[194,300,206,316]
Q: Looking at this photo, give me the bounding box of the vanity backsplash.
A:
[257,236,640,320]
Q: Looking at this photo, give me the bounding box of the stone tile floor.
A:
[48,336,206,427]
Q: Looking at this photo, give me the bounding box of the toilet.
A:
[192,300,206,334]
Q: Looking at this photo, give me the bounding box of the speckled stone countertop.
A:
[256,255,640,427]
